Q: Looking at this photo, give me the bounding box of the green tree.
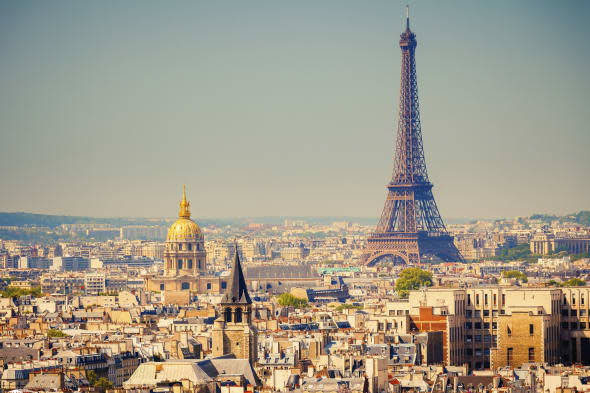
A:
[334,304,363,312]
[47,329,68,338]
[395,268,433,298]
[94,377,113,393]
[1,286,44,299]
[562,278,585,287]
[277,293,309,309]
[501,270,528,283]
[87,370,98,385]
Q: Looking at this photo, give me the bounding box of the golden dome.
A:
[166,185,202,242]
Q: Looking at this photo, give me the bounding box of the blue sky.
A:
[1,0,589,219]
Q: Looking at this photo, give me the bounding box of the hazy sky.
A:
[1,0,589,220]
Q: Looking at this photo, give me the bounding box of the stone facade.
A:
[492,311,547,369]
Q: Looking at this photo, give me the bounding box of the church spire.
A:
[178,184,191,218]
[223,247,251,304]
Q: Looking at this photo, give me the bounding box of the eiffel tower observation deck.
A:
[361,7,463,266]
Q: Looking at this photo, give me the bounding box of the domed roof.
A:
[166,185,202,242]
[167,218,201,242]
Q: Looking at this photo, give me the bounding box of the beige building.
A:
[561,287,590,364]
[405,287,563,369]
[531,233,590,255]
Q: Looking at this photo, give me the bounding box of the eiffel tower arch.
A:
[361,8,462,266]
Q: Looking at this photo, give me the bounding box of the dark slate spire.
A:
[222,248,251,304]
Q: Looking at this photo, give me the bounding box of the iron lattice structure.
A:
[361,14,462,266]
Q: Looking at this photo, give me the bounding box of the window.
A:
[468,294,471,305]
[529,324,534,335]
[207,282,211,290]
[571,309,578,317]
[179,244,182,251]
[475,310,481,318]
[483,310,489,317]
[561,322,569,329]
[465,322,472,329]
[485,294,488,305]
[466,335,472,343]
[181,282,190,290]
[564,295,567,304]
[198,259,201,269]
[507,326,512,336]
[224,308,232,322]
[235,308,243,323]
[475,322,482,329]
[221,281,227,289]
[507,348,513,365]
[492,310,498,317]
[492,322,497,330]
[573,295,576,305]
[502,294,506,306]
[581,309,586,316]
[582,295,585,305]
[177,259,183,269]
[476,294,480,305]
[528,348,535,362]
[160,283,165,291]
[466,310,473,318]
[188,243,192,251]
[188,259,193,269]
[493,294,497,305]
[484,322,490,329]
[475,335,482,342]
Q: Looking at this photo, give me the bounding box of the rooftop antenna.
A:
[406,5,410,30]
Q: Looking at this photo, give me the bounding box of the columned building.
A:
[145,186,225,303]
[163,185,206,277]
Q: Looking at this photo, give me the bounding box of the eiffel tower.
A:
[361,8,462,266]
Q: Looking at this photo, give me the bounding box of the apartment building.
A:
[561,287,590,364]
[405,287,565,370]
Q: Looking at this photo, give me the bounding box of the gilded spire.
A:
[178,184,191,218]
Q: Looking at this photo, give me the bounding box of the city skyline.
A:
[1,1,589,219]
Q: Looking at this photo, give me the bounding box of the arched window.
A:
[188,259,193,269]
[181,282,190,290]
[235,308,243,323]
[224,308,232,323]
[188,243,192,251]
[177,259,183,269]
